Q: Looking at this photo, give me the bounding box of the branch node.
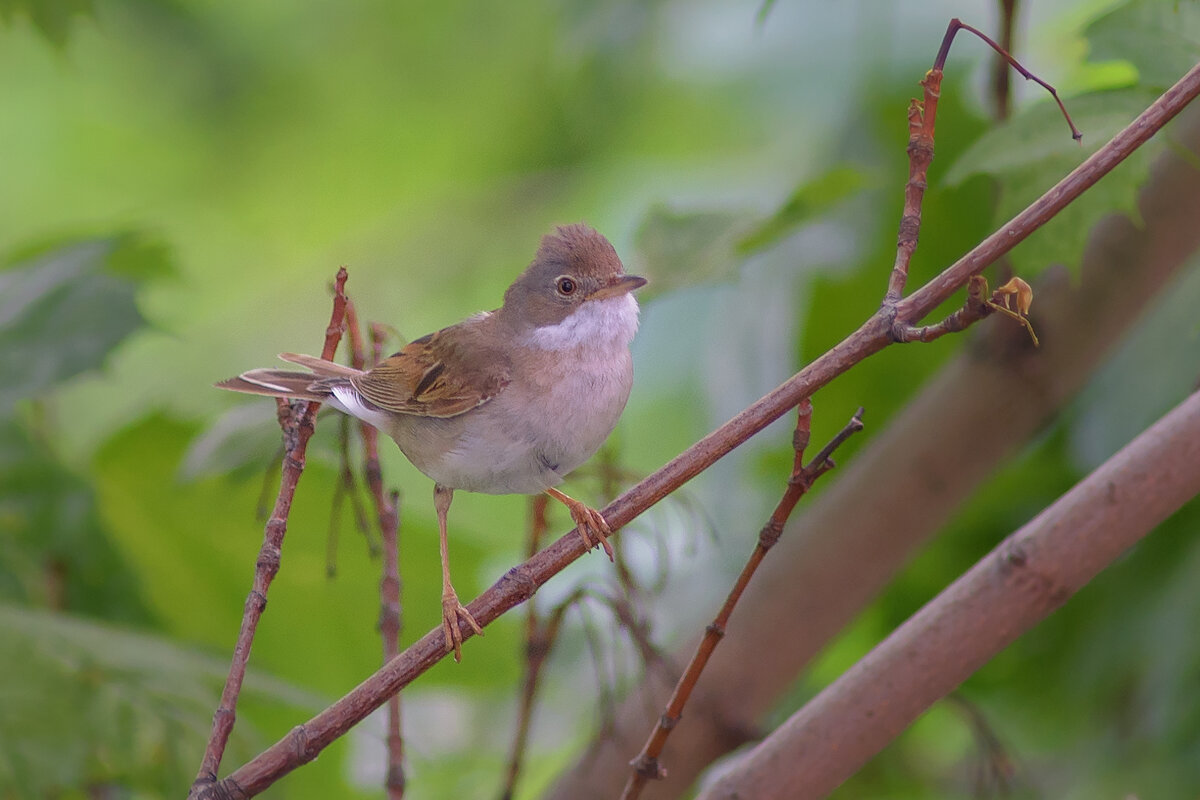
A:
[705,622,726,639]
[499,563,540,603]
[758,519,784,550]
[630,754,668,781]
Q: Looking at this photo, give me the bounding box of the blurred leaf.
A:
[180,403,285,481]
[943,88,1159,278]
[737,165,867,254]
[0,413,154,623]
[633,205,753,296]
[0,0,92,47]
[0,236,170,413]
[0,602,324,798]
[1086,0,1200,89]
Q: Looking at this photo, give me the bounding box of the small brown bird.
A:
[218,224,646,660]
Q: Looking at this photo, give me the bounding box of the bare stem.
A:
[348,300,406,799]
[191,268,348,792]
[498,494,550,800]
[620,403,863,800]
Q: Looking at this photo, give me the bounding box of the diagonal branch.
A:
[191,62,1200,800]
[547,100,1200,800]
[696,389,1200,799]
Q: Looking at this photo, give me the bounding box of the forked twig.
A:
[886,18,1076,308]
[191,268,349,792]
[620,402,864,799]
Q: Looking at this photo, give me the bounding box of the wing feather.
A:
[350,319,510,418]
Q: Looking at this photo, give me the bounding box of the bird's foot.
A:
[441,590,483,662]
[566,499,614,562]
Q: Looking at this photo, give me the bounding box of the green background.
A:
[2,0,1199,797]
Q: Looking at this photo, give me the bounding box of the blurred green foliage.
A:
[1,0,1198,798]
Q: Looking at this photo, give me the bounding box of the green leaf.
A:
[0,236,169,413]
[0,603,323,797]
[632,205,753,296]
[0,414,154,622]
[943,88,1160,278]
[737,165,867,255]
[1086,0,1200,89]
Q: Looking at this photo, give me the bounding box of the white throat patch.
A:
[526,293,640,351]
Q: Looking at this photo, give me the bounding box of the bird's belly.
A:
[387,350,632,495]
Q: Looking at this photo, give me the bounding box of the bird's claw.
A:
[441,591,483,662]
[568,502,614,562]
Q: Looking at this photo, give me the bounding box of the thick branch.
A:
[698,389,1200,799]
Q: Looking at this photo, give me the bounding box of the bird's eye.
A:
[556,276,577,295]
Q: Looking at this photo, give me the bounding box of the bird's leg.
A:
[434,484,482,662]
[545,486,614,561]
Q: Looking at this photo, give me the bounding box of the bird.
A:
[218,223,647,660]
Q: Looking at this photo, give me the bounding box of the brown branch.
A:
[499,494,550,800]
[886,17,1074,305]
[193,63,1200,800]
[544,78,1200,800]
[935,18,1079,140]
[620,403,863,800]
[895,274,1038,344]
[697,389,1200,799]
[347,301,406,799]
[191,267,348,792]
[377,485,404,800]
[992,0,1018,120]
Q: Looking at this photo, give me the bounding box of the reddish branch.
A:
[347,302,406,799]
[546,97,1200,800]
[191,268,349,792]
[192,60,1200,800]
[498,495,550,800]
[620,402,863,800]
[697,390,1200,799]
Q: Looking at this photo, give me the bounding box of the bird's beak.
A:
[587,274,648,301]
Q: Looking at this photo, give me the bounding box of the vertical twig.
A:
[620,402,864,800]
[992,0,1018,120]
[499,494,551,800]
[889,17,1076,339]
[348,302,406,799]
[192,268,349,790]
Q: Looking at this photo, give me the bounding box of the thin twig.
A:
[620,402,864,800]
[377,486,404,800]
[498,494,550,800]
[190,60,1200,800]
[347,300,406,799]
[191,267,349,792]
[935,18,1080,140]
[696,390,1200,800]
[886,23,1076,306]
[992,0,1018,120]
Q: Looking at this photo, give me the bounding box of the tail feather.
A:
[279,352,363,379]
[218,353,365,403]
[215,369,332,403]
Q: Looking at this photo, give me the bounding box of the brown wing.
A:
[350,318,511,418]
